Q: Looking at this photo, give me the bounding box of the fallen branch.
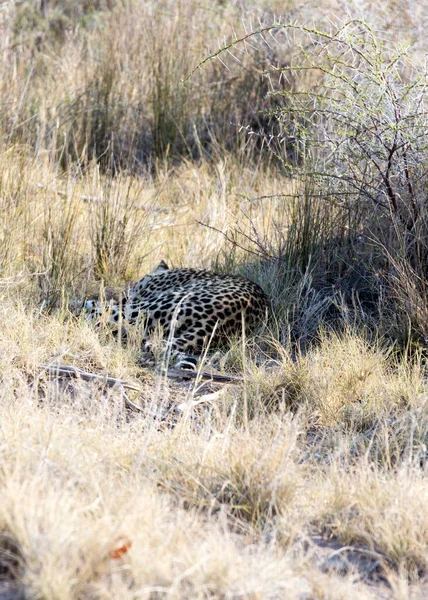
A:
[42,363,142,391]
[41,363,239,412]
[163,368,242,383]
[41,363,145,412]
[120,390,145,412]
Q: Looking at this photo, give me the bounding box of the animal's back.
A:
[84,261,268,366]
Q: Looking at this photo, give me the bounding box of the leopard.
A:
[83,261,268,369]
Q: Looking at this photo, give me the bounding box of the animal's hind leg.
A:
[173,353,199,370]
[168,336,201,371]
[139,336,200,370]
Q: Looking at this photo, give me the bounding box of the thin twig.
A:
[195,220,269,259]
[176,389,226,413]
[327,545,391,564]
[42,363,147,412]
[42,364,142,392]
[121,390,145,412]
[163,368,242,383]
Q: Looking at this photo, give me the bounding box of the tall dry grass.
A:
[0,0,427,598]
[0,297,427,597]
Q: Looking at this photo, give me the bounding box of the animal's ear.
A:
[153,260,169,273]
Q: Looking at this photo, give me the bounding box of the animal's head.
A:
[71,288,121,321]
[71,262,170,318]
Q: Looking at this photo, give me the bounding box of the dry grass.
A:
[0,293,427,597]
[0,1,427,598]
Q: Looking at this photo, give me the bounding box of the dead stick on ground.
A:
[164,368,242,383]
[43,364,240,386]
[41,364,145,412]
[42,364,142,391]
[41,364,239,411]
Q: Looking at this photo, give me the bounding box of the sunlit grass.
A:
[0,0,427,597]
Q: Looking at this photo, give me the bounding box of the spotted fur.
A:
[84,261,268,368]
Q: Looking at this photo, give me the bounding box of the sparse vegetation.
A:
[0,0,427,598]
